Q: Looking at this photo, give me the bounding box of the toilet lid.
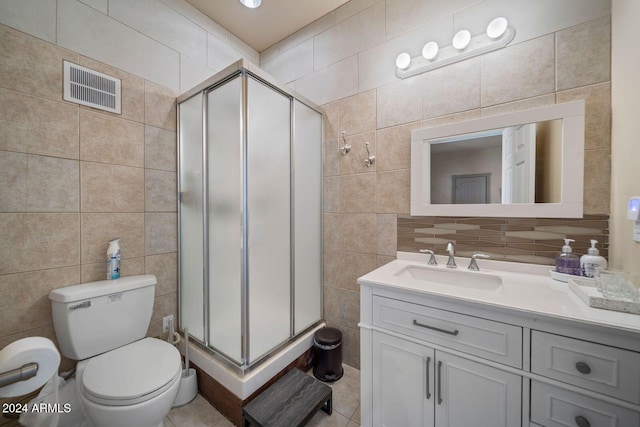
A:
[83,338,181,403]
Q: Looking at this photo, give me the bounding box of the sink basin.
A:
[395,265,503,291]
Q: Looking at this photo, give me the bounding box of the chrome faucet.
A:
[468,253,490,271]
[445,241,456,268]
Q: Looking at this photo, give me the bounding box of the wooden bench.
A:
[242,368,332,427]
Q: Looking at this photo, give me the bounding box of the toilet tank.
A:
[49,275,157,360]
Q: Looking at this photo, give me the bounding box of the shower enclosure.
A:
[177,60,323,374]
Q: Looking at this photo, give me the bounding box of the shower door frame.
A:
[177,60,324,375]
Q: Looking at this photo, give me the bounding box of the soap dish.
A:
[549,269,594,284]
[569,278,640,315]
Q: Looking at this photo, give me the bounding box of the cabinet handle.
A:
[575,415,591,427]
[575,362,591,375]
[437,360,443,405]
[426,357,431,399]
[413,319,459,336]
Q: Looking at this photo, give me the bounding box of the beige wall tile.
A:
[323,102,340,141]
[323,285,341,324]
[481,35,555,107]
[557,83,611,150]
[377,75,423,128]
[341,325,360,369]
[481,94,556,117]
[81,256,144,283]
[340,173,376,213]
[22,213,80,272]
[339,132,376,175]
[340,289,360,329]
[81,213,145,263]
[145,169,177,212]
[0,214,24,274]
[341,213,376,254]
[323,176,340,213]
[0,266,80,310]
[324,214,341,251]
[339,90,376,136]
[145,213,177,255]
[339,251,376,292]
[583,148,610,214]
[376,255,396,267]
[145,125,177,171]
[421,109,481,128]
[145,252,177,296]
[145,80,177,131]
[385,0,477,40]
[0,151,26,212]
[0,24,78,102]
[80,162,144,212]
[80,110,144,167]
[0,88,79,157]
[423,58,481,119]
[295,55,358,106]
[0,295,52,337]
[79,56,145,123]
[376,170,410,214]
[27,155,79,212]
[148,292,177,338]
[323,250,341,287]
[377,214,397,256]
[324,139,340,177]
[557,16,611,91]
[376,122,421,171]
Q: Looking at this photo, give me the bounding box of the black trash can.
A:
[313,327,343,382]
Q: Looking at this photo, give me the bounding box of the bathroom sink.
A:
[394,265,503,291]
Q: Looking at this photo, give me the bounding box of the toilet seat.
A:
[82,338,181,406]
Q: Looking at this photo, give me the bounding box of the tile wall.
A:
[260,1,612,368]
[0,24,179,362]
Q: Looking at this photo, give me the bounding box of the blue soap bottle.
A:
[556,238,581,276]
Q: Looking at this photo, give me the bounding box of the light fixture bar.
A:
[396,26,515,79]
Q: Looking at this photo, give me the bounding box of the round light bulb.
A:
[395,52,411,70]
[487,17,508,39]
[422,42,439,60]
[239,0,261,8]
[452,30,471,50]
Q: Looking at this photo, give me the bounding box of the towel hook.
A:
[340,131,351,155]
[364,141,375,167]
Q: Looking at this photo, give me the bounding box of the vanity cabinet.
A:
[359,261,640,427]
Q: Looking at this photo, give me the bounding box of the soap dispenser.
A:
[556,238,581,276]
[580,239,607,278]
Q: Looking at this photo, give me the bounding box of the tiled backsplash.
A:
[398,215,609,265]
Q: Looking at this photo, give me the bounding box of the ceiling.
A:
[186,0,350,52]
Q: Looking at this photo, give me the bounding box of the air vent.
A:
[63,61,121,114]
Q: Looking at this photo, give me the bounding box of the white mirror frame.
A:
[411,100,585,218]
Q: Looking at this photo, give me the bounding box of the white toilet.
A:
[49,275,182,427]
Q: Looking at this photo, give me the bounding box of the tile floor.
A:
[164,364,361,427]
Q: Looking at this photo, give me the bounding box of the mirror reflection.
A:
[429,119,562,205]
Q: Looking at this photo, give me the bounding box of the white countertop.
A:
[357,252,640,335]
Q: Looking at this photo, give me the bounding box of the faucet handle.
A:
[468,253,490,271]
[419,249,438,265]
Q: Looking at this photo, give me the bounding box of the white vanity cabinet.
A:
[359,257,640,427]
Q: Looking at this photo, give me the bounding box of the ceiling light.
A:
[239,0,261,8]
[487,17,508,39]
[452,30,471,50]
[395,53,411,70]
[422,42,439,60]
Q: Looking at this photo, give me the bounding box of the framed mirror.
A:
[411,100,585,217]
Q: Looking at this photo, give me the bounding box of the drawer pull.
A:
[426,357,431,399]
[575,362,591,375]
[575,415,590,427]
[437,360,443,405]
[413,319,459,336]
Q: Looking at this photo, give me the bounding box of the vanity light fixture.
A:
[395,16,515,79]
[239,0,261,8]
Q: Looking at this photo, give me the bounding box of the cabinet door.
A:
[435,352,521,427]
[373,332,435,427]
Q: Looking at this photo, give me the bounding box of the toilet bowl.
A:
[49,275,182,427]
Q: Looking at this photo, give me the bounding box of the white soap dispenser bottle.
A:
[580,239,607,278]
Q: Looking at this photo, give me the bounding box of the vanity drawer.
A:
[530,381,640,427]
[372,296,522,368]
[531,331,640,404]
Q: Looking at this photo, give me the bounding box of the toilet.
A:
[49,275,182,427]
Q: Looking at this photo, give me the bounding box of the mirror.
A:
[411,101,585,217]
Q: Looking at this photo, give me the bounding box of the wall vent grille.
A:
[63,61,121,114]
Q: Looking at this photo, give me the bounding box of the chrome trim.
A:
[177,99,182,330]
[290,97,295,338]
[0,363,39,388]
[202,89,210,347]
[240,69,250,366]
[69,301,91,310]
